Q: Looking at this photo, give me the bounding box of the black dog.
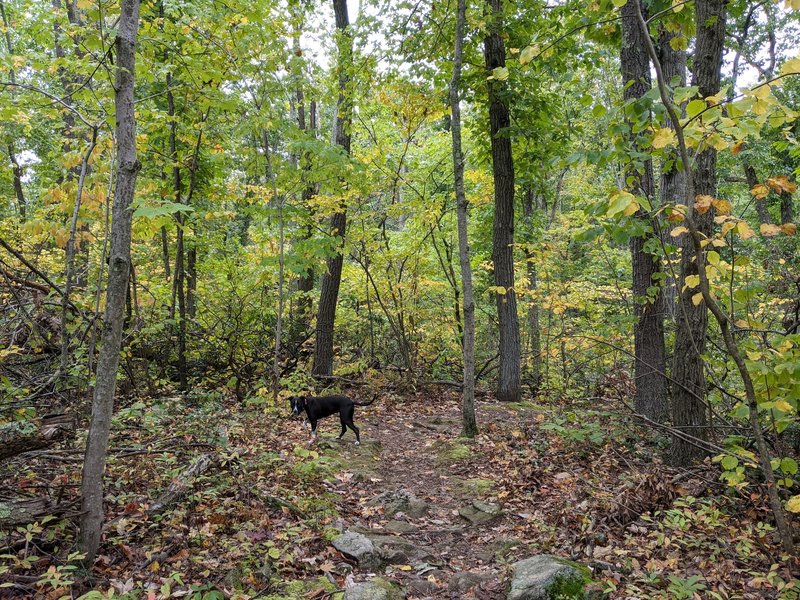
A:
[290,394,377,446]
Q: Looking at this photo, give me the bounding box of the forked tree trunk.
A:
[79,0,140,563]
[671,0,725,466]
[483,0,521,402]
[621,0,667,423]
[450,0,477,437]
[313,0,352,377]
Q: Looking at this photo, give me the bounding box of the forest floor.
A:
[1,384,797,599]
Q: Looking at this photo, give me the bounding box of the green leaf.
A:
[721,455,738,470]
[491,67,509,81]
[781,457,799,475]
[686,99,706,119]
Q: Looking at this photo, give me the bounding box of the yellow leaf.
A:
[651,128,677,149]
[712,199,732,215]
[398,565,413,571]
[711,238,727,247]
[737,221,755,240]
[694,195,713,214]
[781,57,800,75]
[746,350,762,360]
[760,223,782,237]
[750,184,769,199]
[684,274,700,289]
[707,251,720,266]
[692,292,704,306]
[776,400,794,413]
[670,226,688,237]
[787,495,800,513]
[623,200,640,216]
[519,45,538,65]
[782,223,797,236]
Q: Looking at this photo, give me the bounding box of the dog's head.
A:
[289,396,307,417]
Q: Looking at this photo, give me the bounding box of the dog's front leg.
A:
[308,420,318,446]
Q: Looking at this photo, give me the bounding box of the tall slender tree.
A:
[79,0,141,563]
[671,0,726,466]
[450,0,477,437]
[313,0,353,377]
[483,0,521,403]
[620,0,667,422]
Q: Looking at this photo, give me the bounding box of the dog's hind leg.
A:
[338,420,347,440]
[347,423,360,446]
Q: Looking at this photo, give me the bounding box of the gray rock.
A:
[333,531,382,571]
[368,489,429,518]
[508,555,590,600]
[450,571,493,594]
[344,578,403,600]
[459,499,503,524]
[385,520,417,534]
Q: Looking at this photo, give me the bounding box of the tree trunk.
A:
[621,0,667,423]
[292,15,315,344]
[483,0,521,402]
[79,0,140,564]
[450,0,477,437]
[522,186,542,393]
[671,0,725,466]
[313,0,352,377]
[1,0,27,219]
[780,191,794,225]
[657,24,686,321]
[743,163,772,225]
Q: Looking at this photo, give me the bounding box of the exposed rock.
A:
[449,571,494,594]
[385,520,417,534]
[368,489,429,518]
[344,576,403,600]
[459,499,502,524]
[508,555,592,600]
[332,531,382,571]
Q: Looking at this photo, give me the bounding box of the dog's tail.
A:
[353,392,379,407]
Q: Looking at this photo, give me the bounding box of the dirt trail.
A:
[319,395,527,598]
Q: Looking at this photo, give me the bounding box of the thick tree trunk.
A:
[621,0,667,423]
[483,0,521,402]
[313,0,352,377]
[450,0,477,437]
[79,0,140,564]
[671,0,725,466]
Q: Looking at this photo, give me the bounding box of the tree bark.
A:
[313,0,352,377]
[621,0,667,423]
[743,163,772,225]
[483,0,521,402]
[522,187,542,392]
[657,24,686,321]
[670,0,725,466]
[79,0,140,564]
[450,0,477,437]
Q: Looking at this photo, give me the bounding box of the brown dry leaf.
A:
[694,194,713,214]
[766,176,797,194]
[782,223,797,235]
[731,140,745,155]
[760,223,782,236]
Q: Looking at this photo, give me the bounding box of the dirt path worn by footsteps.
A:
[320,394,526,599]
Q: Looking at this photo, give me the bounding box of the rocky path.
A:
[314,395,593,599]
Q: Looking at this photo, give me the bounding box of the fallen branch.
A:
[0,414,74,462]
